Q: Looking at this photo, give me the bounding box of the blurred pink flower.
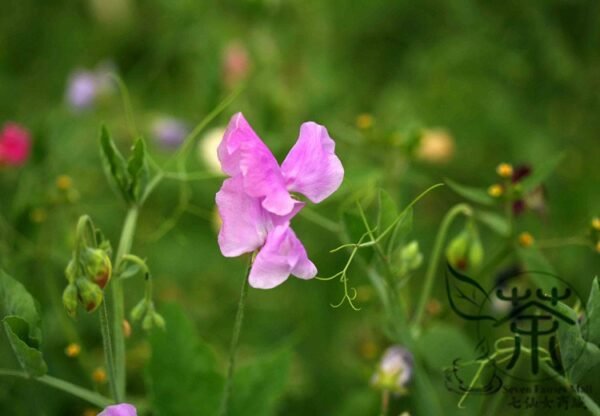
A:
[216,113,343,289]
[222,42,250,88]
[0,123,31,167]
[99,403,137,416]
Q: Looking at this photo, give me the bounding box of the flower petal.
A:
[99,403,137,416]
[249,225,316,289]
[216,176,269,257]
[218,113,295,215]
[281,122,344,203]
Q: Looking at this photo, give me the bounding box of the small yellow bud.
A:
[496,163,513,178]
[592,217,600,231]
[30,207,47,223]
[92,367,107,384]
[426,298,442,316]
[359,340,378,360]
[82,409,98,416]
[356,113,374,130]
[518,232,535,248]
[488,184,504,198]
[65,343,81,358]
[56,175,73,190]
[123,319,132,338]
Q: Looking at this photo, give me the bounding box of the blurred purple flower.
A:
[67,70,98,110]
[66,62,116,111]
[216,112,344,289]
[371,345,414,394]
[151,117,189,149]
[99,403,137,416]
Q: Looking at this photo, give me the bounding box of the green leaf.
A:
[148,304,223,416]
[231,349,292,416]
[474,210,510,237]
[515,246,556,289]
[3,317,47,377]
[376,189,397,239]
[520,153,564,193]
[445,264,496,323]
[100,126,131,203]
[584,277,600,346]
[0,269,47,376]
[127,138,149,202]
[341,210,367,244]
[556,302,600,384]
[445,178,495,206]
[417,324,473,371]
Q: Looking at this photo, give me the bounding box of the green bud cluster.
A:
[130,298,165,331]
[446,221,484,271]
[62,216,113,316]
[392,240,424,277]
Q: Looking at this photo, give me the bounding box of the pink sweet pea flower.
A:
[216,113,343,289]
[0,123,31,166]
[99,403,137,416]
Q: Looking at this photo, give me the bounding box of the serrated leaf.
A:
[475,211,510,237]
[556,302,600,384]
[445,178,495,206]
[0,269,47,376]
[520,153,564,193]
[100,126,131,203]
[231,349,291,416]
[148,304,223,416]
[127,138,149,202]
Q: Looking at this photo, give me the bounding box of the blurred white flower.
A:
[416,128,455,164]
[198,127,226,174]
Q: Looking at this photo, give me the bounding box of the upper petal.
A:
[216,176,269,257]
[218,113,295,215]
[249,225,317,289]
[281,122,344,203]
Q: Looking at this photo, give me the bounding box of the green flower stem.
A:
[111,206,139,401]
[542,364,600,416]
[218,255,253,416]
[99,300,118,401]
[0,369,112,408]
[412,203,473,330]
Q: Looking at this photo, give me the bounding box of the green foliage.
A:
[100,127,150,205]
[148,304,291,416]
[0,269,47,377]
[445,179,495,207]
[584,278,600,346]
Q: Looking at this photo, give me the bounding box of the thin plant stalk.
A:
[218,255,253,416]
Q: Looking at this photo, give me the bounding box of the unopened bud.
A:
[83,248,112,289]
[518,232,535,248]
[400,241,423,271]
[468,236,484,270]
[496,163,513,178]
[65,259,78,283]
[130,299,148,322]
[152,312,166,330]
[446,230,469,270]
[487,184,503,198]
[62,283,79,316]
[142,312,154,331]
[76,278,103,312]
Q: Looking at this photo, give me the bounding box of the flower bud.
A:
[130,299,148,322]
[400,241,423,271]
[496,163,513,178]
[76,278,103,312]
[62,283,79,316]
[446,230,469,270]
[371,345,413,394]
[468,234,484,270]
[152,312,166,330]
[142,312,154,331]
[83,248,112,289]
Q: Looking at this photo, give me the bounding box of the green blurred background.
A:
[1,0,599,415]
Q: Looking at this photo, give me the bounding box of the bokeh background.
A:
[1,0,599,415]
